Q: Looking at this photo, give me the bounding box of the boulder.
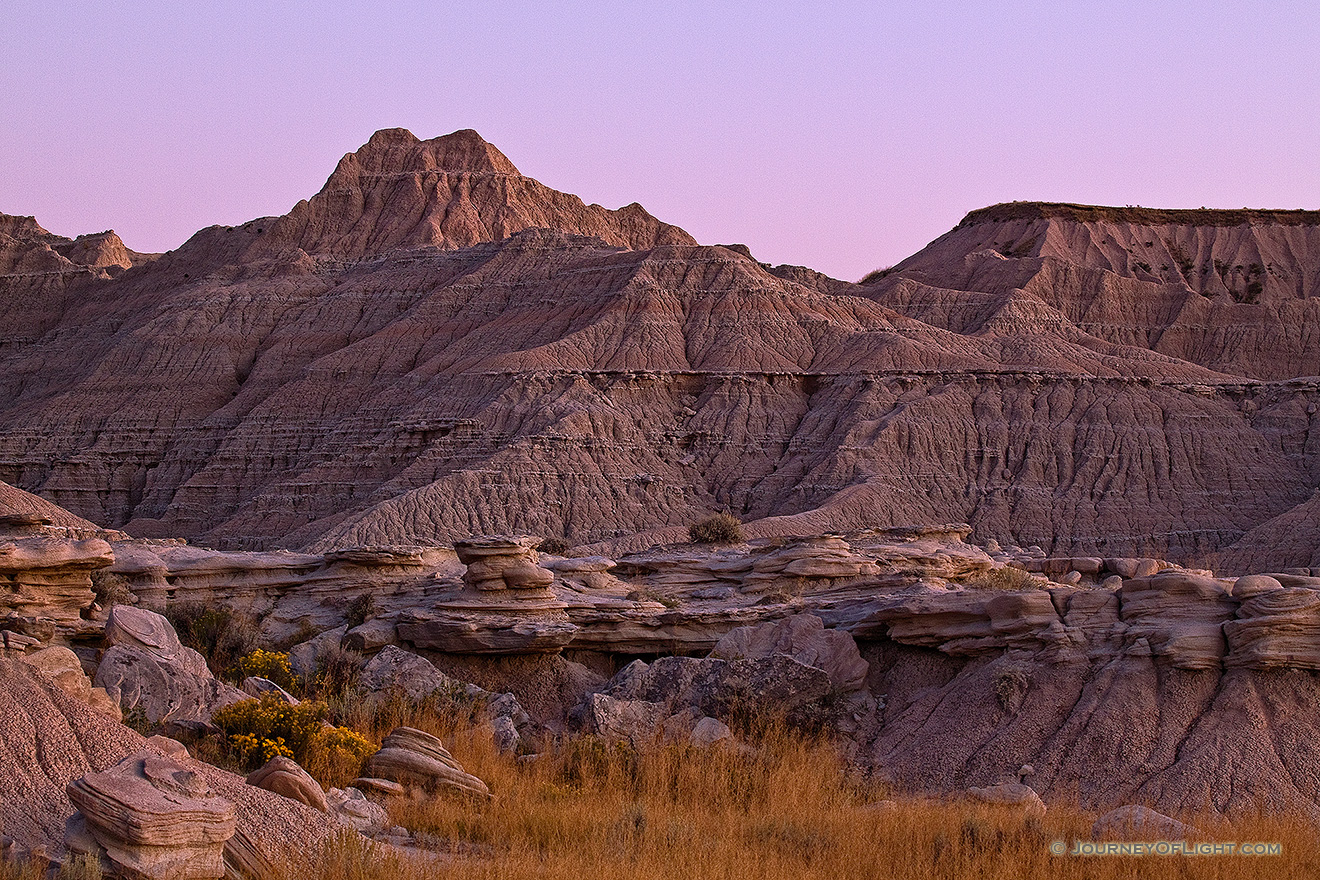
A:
[325,787,389,835]
[343,617,399,653]
[360,646,532,731]
[65,753,236,880]
[246,756,327,812]
[359,644,454,701]
[1232,574,1285,600]
[288,625,348,679]
[22,646,121,720]
[489,715,520,754]
[711,614,868,693]
[94,607,245,728]
[351,777,406,800]
[103,605,199,661]
[966,783,1046,819]
[576,693,669,743]
[577,652,837,744]
[690,716,733,748]
[365,727,490,799]
[1091,805,1202,840]
[145,735,190,760]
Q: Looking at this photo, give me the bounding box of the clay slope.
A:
[0,480,105,533]
[2,140,1319,566]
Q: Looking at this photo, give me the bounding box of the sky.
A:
[3,1,1318,281]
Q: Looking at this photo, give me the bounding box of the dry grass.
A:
[284,711,1320,880]
[689,513,745,544]
[965,565,1039,591]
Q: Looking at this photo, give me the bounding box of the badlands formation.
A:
[2,128,1319,569]
[2,128,1320,873]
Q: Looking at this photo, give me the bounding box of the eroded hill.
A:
[2,134,1318,569]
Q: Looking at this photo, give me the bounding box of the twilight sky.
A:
[3,1,1318,281]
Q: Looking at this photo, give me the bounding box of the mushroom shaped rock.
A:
[454,536,556,594]
[66,753,236,880]
[366,727,490,799]
[399,536,576,654]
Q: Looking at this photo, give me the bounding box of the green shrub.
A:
[966,567,1036,591]
[689,513,745,545]
[993,669,1030,712]
[90,570,134,609]
[343,593,375,630]
[304,643,365,703]
[537,536,571,556]
[165,602,258,675]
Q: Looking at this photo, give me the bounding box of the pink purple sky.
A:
[3,2,1318,281]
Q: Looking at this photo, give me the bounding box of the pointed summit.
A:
[350,127,521,176]
[256,128,694,257]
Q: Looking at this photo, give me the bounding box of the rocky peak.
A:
[253,128,695,258]
[0,213,50,239]
[55,230,134,270]
[345,127,521,177]
[0,213,137,274]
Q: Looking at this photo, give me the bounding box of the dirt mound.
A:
[0,480,105,532]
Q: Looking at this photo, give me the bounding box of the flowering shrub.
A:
[230,732,294,766]
[212,695,327,768]
[313,725,375,760]
[213,693,378,777]
[304,725,378,787]
[227,649,296,690]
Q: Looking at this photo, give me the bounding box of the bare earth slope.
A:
[863,202,1320,380]
[2,138,1319,568]
[862,202,1320,569]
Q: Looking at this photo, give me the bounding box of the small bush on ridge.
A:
[689,513,745,544]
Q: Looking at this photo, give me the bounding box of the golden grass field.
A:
[5,678,1312,880]
[296,706,1320,880]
